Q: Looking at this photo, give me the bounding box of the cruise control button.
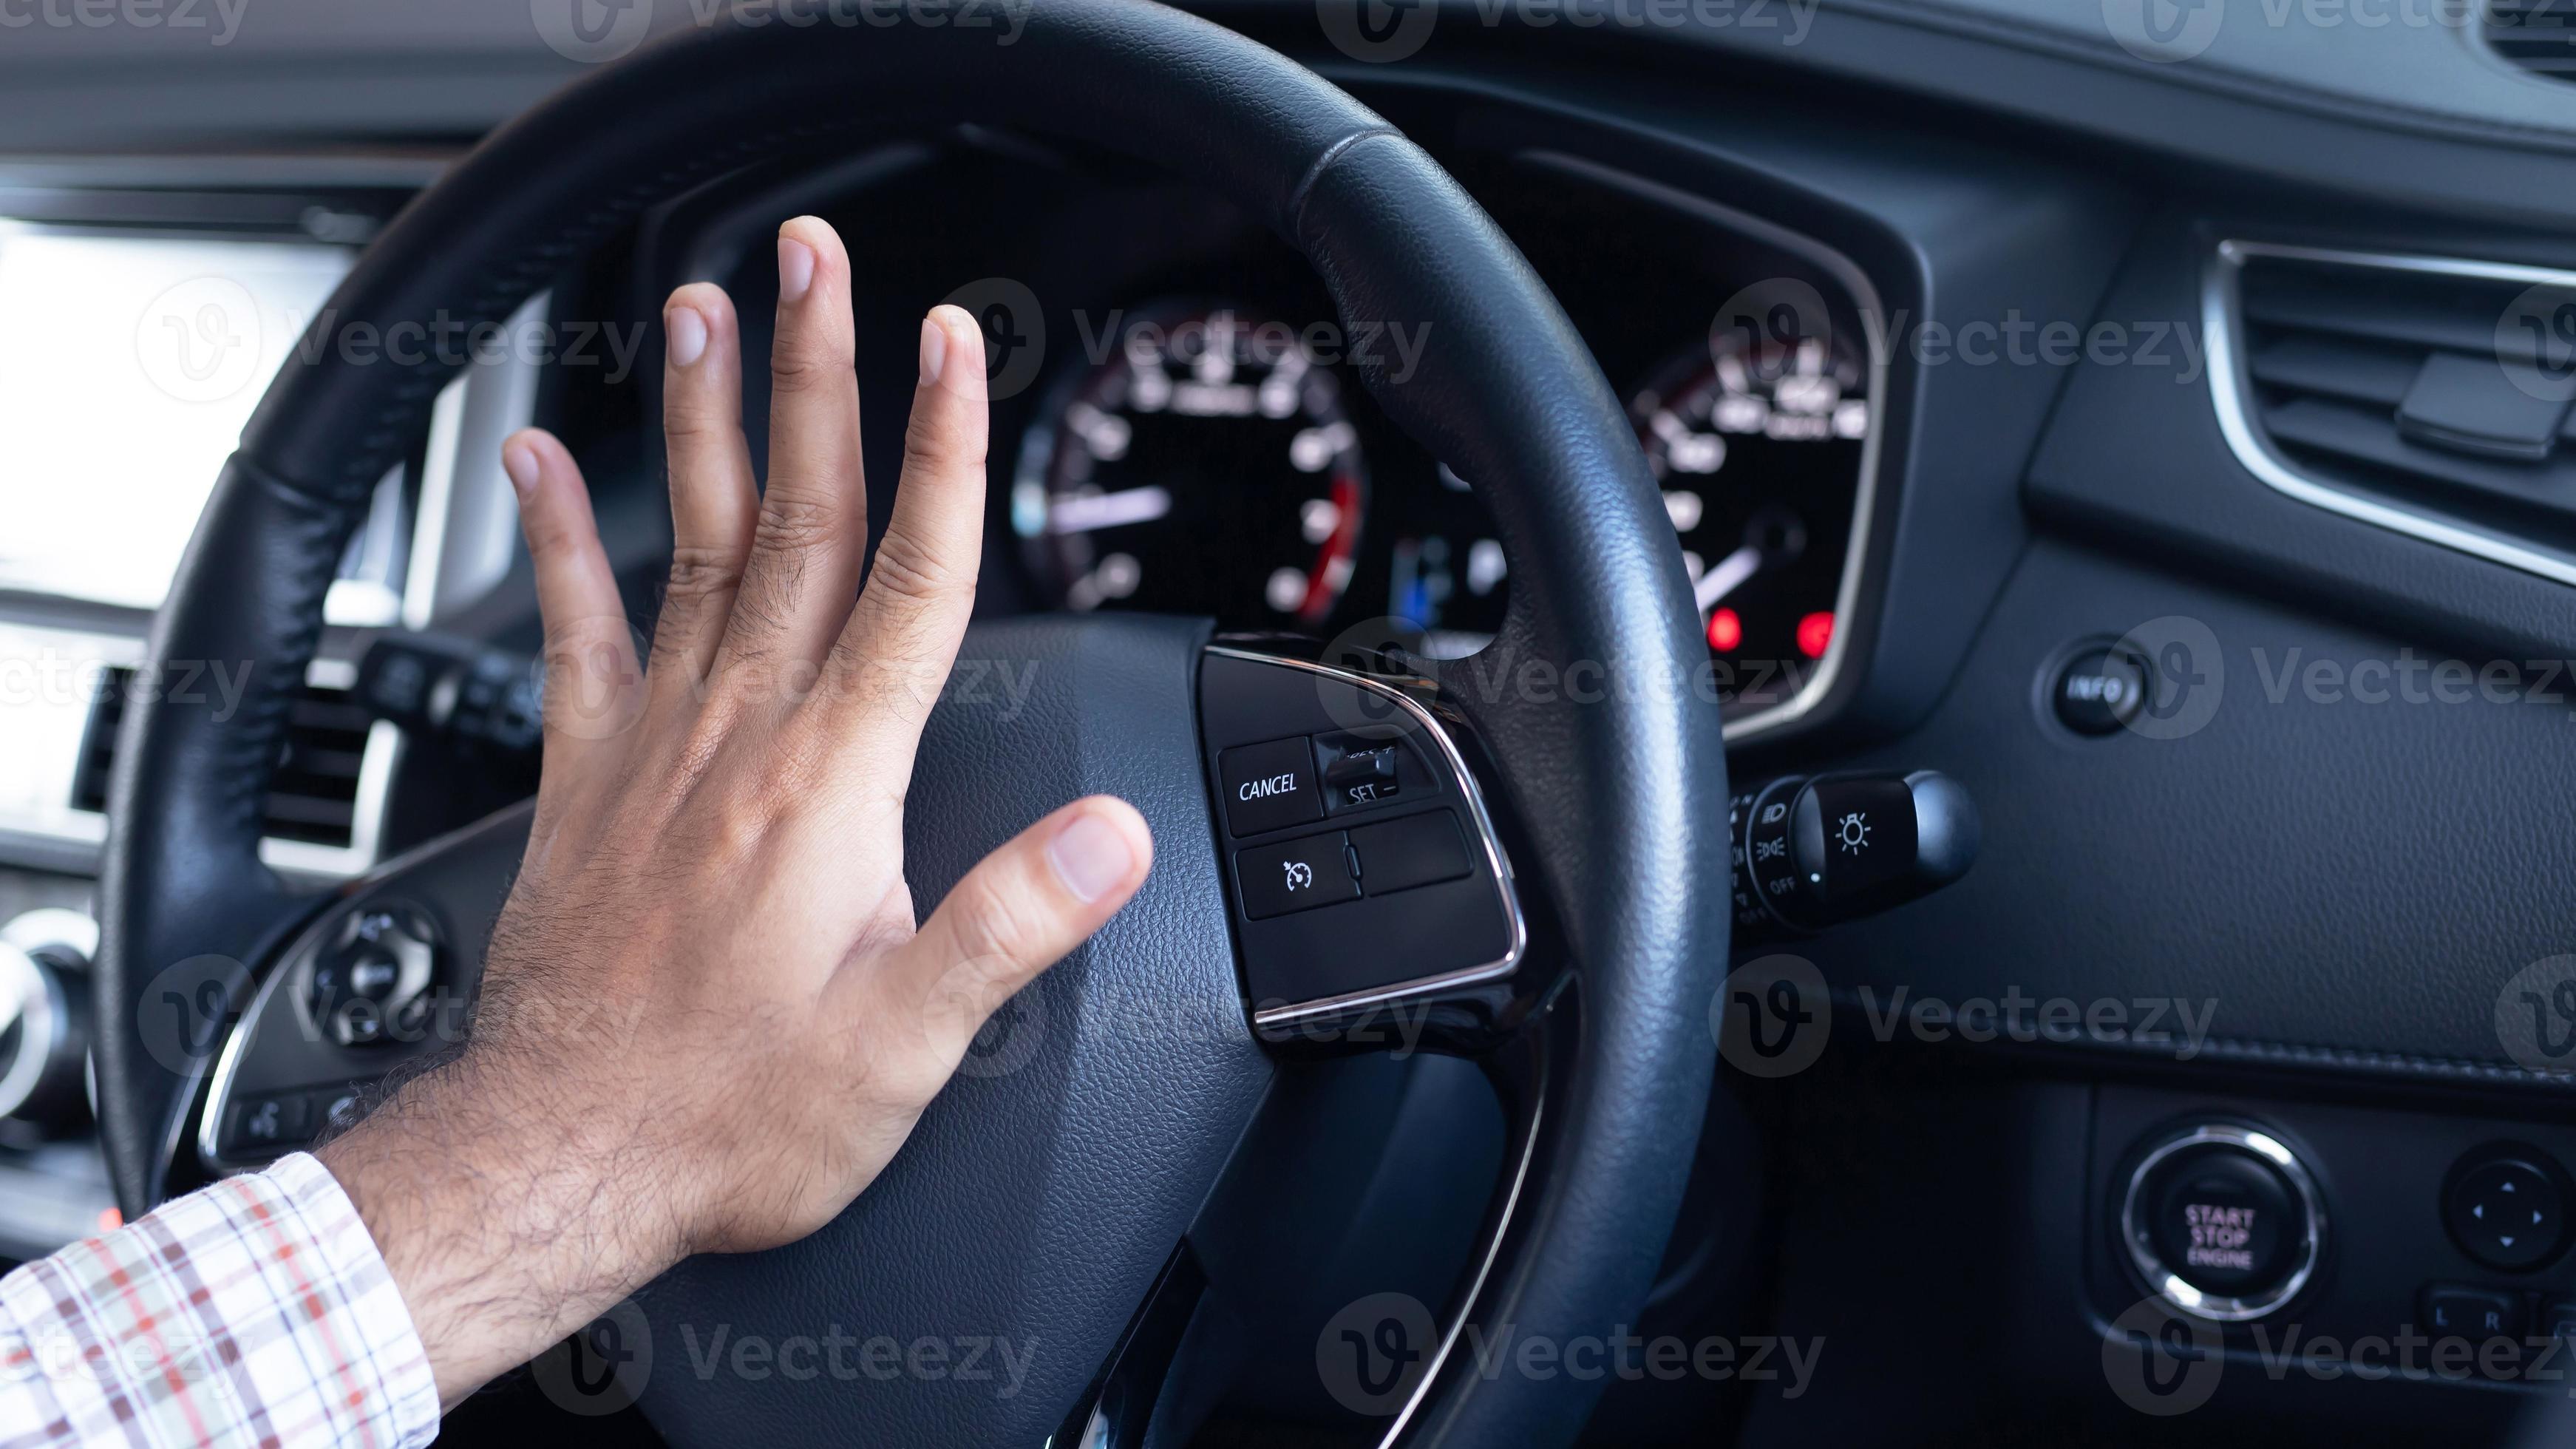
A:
[1219,736,1322,837]
[1236,833,1359,919]
[1350,812,1472,896]
[1321,742,1402,812]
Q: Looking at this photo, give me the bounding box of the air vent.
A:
[2488,0,2576,81]
[2214,242,2576,579]
[73,668,373,850]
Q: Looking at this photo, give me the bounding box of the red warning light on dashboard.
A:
[1706,607,1742,653]
[1795,611,1835,660]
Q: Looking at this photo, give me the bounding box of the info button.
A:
[1220,736,1322,837]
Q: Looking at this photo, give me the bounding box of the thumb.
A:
[863,795,1152,1070]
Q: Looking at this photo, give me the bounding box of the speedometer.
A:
[1012,304,1366,628]
[1630,322,1868,711]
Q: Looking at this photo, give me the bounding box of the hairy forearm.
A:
[316,1053,683,1406]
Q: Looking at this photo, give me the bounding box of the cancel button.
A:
[1219,736,1322,837]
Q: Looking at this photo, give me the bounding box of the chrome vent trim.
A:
[2204,239,2576,588]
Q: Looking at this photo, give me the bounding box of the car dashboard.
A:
[7,4,2576,1445]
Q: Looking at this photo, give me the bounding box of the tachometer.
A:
[1012,304,1366,628]
[1630,321,1869,712]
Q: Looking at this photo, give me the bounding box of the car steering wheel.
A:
[92,4,1729,1444]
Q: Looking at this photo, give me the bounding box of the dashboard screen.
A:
[0,226,353,610]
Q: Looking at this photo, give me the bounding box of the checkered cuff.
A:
[0,1152,441,1449]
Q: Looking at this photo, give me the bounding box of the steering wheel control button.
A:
[1350,812,1472,896]
[305,904,440,1048]
[1219,736,1322,837]
[1317,735,1407,813]
[2122,1124,2322,1321]
[222,1092,313,1156]
[2053,644,2149,736]
[2444,1147,2572,1271]
[1235,833,1359,920]
[1200,650,1523,1019]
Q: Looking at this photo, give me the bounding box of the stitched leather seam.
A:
[1285,124,1406,246]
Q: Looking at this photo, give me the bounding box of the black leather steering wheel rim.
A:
[98,4,1730,1444]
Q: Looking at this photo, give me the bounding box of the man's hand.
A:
[316,216,1153,1405]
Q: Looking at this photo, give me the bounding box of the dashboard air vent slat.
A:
[2489,0,2576,78]
[72,667,371,850]
[2223,245,2576,561]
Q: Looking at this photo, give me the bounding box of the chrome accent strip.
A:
[2120,1123,2325,1323]
[1375,1033,1548,1449]
[2205,239,2576,588]
[1519,152,1889,744]
[1206,647,1528,1028]
[0,943,60,1122]
[405,292,548,630]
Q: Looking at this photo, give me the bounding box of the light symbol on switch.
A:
[1282,860,1314,892]
[1836,812,1872,856]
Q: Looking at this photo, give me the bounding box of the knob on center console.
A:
[2121,1124,2323,1321]
[0,909,98,1136]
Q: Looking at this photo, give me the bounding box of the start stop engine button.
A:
[2122,1124,2322,1321]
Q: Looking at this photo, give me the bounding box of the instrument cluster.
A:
[1005,238,1876,729]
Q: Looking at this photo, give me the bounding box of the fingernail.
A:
[667,305,708,367]
[1047,812,1136,904]
[919,315,946,385]
[777,236,815,303]
[502,441,540,500]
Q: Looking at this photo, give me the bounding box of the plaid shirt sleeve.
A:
[0,1152,441,1449]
